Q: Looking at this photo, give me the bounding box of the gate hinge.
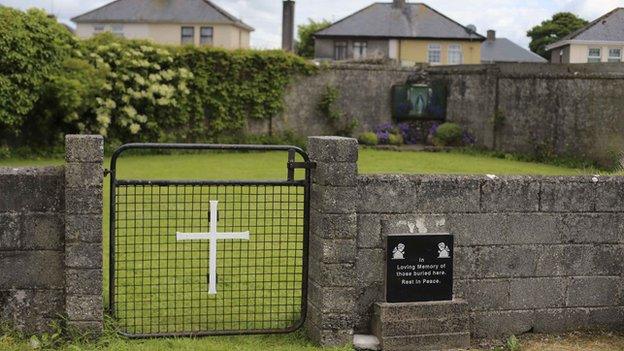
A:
[287,161,317,170]
[104,169,111,177]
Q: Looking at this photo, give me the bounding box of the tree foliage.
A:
[0,7,76,133]
[527,12,588,59]
[295,19,331,58]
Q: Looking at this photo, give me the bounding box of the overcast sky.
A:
[2,0,624,49]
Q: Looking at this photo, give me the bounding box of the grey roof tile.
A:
[72,0,253,31]
[481,38,547,63]
[548,8,624,50]
[315,2,484,40]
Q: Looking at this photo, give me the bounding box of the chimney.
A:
[487,30,496,41]
[393,0,406,8]
[282,0,295,52]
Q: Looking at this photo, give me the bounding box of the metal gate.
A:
[108,143,313,338]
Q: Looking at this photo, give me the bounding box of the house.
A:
[72,0,253,49]
[546,8,624,63]
[313,0,485,65]
[481,30,547,63]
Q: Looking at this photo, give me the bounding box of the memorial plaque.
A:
[386,234,454,303]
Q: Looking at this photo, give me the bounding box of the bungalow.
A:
[72,0,254,49]
[313,0,485,66]
[546,8,624,64]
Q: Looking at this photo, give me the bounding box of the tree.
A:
[295,19,331,58]
[527,12,588,59]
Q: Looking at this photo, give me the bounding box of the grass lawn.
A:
[0,149,620,351]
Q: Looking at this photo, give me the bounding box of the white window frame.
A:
[200,26,214,46]
[353,41,368,60]
[588,48,601,63]
[428,43,441,65]
[608,48,621,62]
[334,41,347,61]
[448,44,463,65]
[181,26,195,45]
[111,24,124,37]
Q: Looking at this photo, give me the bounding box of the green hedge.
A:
[0,7,316,149]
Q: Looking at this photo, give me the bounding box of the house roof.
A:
[482,38,547,63]
[315,2,485,40]
[71,0,254,31]
[546,8,624,51]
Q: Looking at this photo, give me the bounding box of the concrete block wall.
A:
[357,174,624,338]
[0,135,104,335]
[307,137,624,346]
[0,167,65,333]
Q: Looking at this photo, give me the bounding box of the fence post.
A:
[306,136,359,347]
[64,135,104,335]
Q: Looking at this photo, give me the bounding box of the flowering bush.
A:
[374,123,394,144]
[397,122,420,145]
[82,38,195,141]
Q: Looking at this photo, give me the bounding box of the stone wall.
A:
[306,136,624,346]
[277,63,624,167]
[0,135,103,334]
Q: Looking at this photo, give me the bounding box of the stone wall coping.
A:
[358,174,624,183]
[0,166,64,176]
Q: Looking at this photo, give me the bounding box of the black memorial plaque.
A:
[386,234,454,303]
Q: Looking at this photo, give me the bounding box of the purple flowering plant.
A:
[374,122,421,145]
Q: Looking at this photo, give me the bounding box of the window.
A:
[428,44,441,65]
[353,41,367,59]
[200,26,214,46]
[608,48,621,62]
[111,24,124,37]
[448,44,463,65]
[93,24,105,33]
[588,48,601,63]
[334,41,347,60]
[181,26,195,45]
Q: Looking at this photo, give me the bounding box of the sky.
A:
[2,0,624,49]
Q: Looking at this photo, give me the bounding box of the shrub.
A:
[358,132,378,146]
[388,133,404,146]
[0,15,317,148]
[433,122,463,146]
[25,57,109,147]
[0,7,76,133]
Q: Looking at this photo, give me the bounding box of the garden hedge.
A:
[0,7,316,149]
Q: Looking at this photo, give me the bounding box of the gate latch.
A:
[287,150,316,181]
[287,161,317,170]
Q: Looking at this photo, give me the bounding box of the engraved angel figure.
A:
[392,243,406,260]
[438,242,451,259]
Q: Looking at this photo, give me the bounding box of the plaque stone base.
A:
[371,300,470,351]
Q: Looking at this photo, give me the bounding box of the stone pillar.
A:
[306,136,359,347]
[64,135,104,334]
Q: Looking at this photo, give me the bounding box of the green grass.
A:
[0,149,618,351]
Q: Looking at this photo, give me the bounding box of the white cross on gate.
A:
[176,200,250,295]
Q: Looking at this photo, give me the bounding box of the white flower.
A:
[129,123,141,134]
